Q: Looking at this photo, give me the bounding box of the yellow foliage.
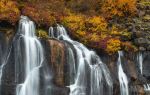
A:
[0,0,138,54]
[122,41,138,52]
[110,26,121,36]
[90,33,100,42]
[106,38,121,54]
[62,14,85,31]
[76,30,86,37]
[121,29,131,39]
[62,13,134,54]
[0,0,20,24]
[110,25,131,39]
[101,0,137,18]
[86,16,107,32]
[37,29,49,39]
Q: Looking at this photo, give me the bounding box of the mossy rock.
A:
[0,28,15,42]
[142,15,150,22]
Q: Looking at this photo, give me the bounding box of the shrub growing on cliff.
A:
[62,14,85,31]
[22,5,56,27]
[62,14,123,54]
[62,13,136,54]
[0,0,137,54]
[37,29,49,39]
[101,0,137,19]
[122,41,138,52]
[106,38,121,54]
[64,0,103,14]
[86,16,107,33]
[0,0,20,24]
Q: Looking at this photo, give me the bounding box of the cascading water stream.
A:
[15,16,44,95]
[144,84,150,94]
[136,53,150,94]
[117,51,129,95]
[137,52,143,74]
[49,25,113,95]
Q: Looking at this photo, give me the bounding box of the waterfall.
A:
[49,25,113,95]
[15,16,44,95]
[137,52,143,74]
[117,51,129,95]
[144,84,150,94]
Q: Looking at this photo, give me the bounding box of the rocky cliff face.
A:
[44,38,150,95]
[44,39,150,95]
[0,1,150,94]
[0,28,150,95]
[131,1,150,50]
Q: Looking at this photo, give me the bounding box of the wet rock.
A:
[126,60,137,81]
[47,39,66,86]
[139,47,146,51]
[134,38,149,45]
[0,28,15,42]
[129,85,145,95]
[1,42,16,95]
[136,85,145,95]
[49,86,70,95]
[135,31,144,38]
[147,45,150,50]
[0,32,7,63]
[143,53,150,80]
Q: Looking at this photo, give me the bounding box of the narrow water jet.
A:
[49,25,113,95]
[117,51,129,95]
[137,52,143,74]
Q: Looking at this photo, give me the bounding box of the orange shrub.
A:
[101,0,137,18]
[106,38,121,54]
[62,14,134,54]
[62,14,85,31]
[22,5,56,27]
[122,41,138,52]
[0,0,20,24]
[86,16,107,33]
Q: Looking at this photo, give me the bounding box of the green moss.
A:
[140,1,150,5]
[36,29,49,39]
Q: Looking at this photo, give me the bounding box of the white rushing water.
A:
[49,25,113,95]
[117,51,129,95]
[15,16,44,95]
[144,84,150,91]
[144,84,150,93]
[137,52,143,74]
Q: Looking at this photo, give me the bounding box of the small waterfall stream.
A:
[117,51,129,95]
[49,25,113,95]
[137,52,143,74]
[15,16,44,95]
[144,84,150,94]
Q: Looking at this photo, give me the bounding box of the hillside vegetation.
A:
[0,0,148,54]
